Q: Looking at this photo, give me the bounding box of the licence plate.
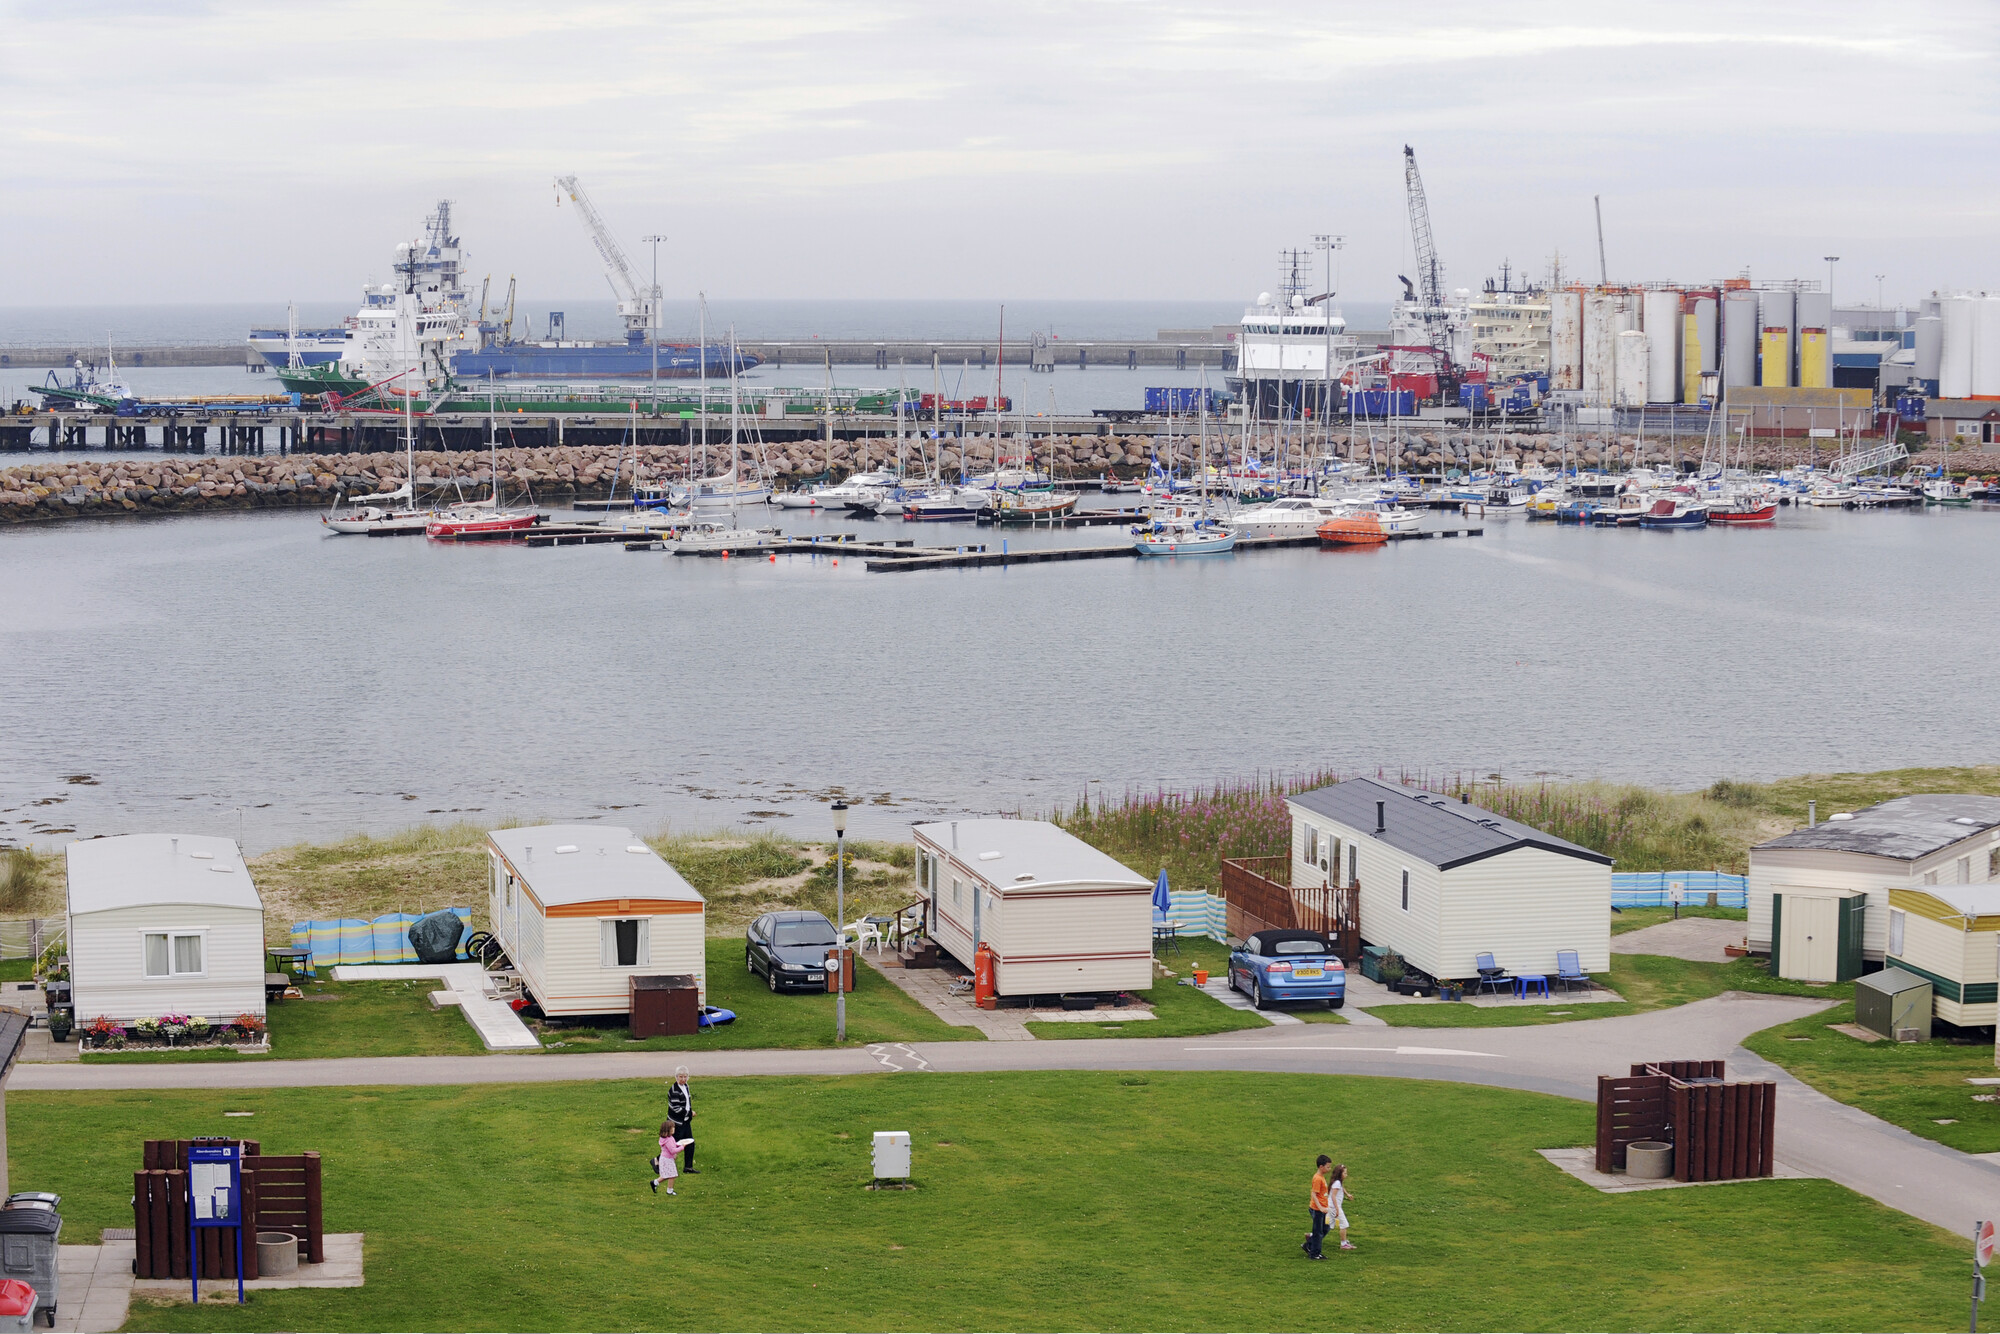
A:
[805,973,825,982]
[1292,967,1324,979]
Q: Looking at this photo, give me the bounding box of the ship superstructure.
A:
[1227,247,1360,419]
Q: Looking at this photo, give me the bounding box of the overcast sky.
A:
[3,0,1994,308]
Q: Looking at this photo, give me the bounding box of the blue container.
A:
[1895,395,1927,421]
[1459,384,1489,411]
[1146,387,1225,414]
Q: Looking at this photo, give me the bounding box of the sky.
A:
[3,0,1995,308]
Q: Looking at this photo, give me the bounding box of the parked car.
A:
[1228,929,1346,1010]
[746,910,840,993]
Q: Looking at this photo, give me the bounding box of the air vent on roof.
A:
[1828,813,1854,822]
[555,844,580,854]
[210,865,233,873]
[626,845,649,854]
[1954,818,1984,826]
[978,851,1004,861]
[1014,874,1036,883]
[190,851,214,860]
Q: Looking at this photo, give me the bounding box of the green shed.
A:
[1853,966,1933,1042]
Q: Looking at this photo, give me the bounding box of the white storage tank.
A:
[1975,297,2000,398]
[1642,289,1681,403]
[1760,290,1795,387]
[1583,292,1619,403]
[1941,296,1976,399]
[1549,289,1583,390]
[1914,314,1944,385]
[1614,330,1649,407]
[1721,290,1758,391]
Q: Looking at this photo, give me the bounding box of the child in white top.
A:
[1330,1163,1355,1250]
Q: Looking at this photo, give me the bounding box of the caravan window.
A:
[143,932,205,979]
[1303,825,1319,866]
[1348,845,1358,885]
[1401,870,1410,910]
[1889,909,1905,956]
[1327,837,1340,878]
[600,918,650,968]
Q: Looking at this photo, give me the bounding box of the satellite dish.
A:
[1257,292,1272,307]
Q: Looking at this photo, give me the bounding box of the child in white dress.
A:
[1330,1163,1355,1250]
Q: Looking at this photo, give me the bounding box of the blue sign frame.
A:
[186,1143,246,1305]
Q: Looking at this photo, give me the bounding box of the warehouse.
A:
[486,825,705,1017]
[65,834,268,1026]
[912,819,1153,996]
[1285,778,1612,983]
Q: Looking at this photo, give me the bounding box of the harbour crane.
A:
[1401,144,1460,397]
[554,174,653,341]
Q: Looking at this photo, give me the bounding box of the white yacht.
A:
[1229,494,1357,539]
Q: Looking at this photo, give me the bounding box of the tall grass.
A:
[0,849,52,914]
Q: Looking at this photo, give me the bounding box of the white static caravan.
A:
[1883,885,2000,1027]
[1286,779,1612,981]
[486,825,705,1017]
[1748,795,2000,961]
[912,819,1153,996]
[65,834,268,1026]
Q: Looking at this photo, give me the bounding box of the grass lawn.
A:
[16,1072,1966,1332]
[1365,953,1846,1028]
[538,938,976,1051]
[1744,1002,2000,1153]
[1025,937,1277,1040]
[79,979,488,1061]
[0,958,33,984]
[1611,904,1748,936]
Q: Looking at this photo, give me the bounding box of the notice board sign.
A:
[186,1142,246,1303]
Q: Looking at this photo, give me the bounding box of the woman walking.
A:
[651,1121,693,1196]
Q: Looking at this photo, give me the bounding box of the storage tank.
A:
[1760,289,1795,388]
[1721,289,1758,391]
[1683,293,1718,404]
[1796,291,1832,389]
[1583,292,1619,402]
[1614,330,1649,407]
[1549,289,1583,390]
[1642,289,1681,403]
[1975,297,2000,397]
[1914,314,1943,384]
[1941,296,1975,399]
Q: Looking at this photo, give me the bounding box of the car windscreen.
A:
[775,922,837,947]
[1272,940,1329,955]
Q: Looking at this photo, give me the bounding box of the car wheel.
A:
[746,949,756,975]
[767,966,781,993]
[1331,998,1344,1010]
[1226,968,1239,995]
[1251,979,1268,1011]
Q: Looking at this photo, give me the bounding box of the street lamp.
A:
[831,800,848,1042]
[1824,255,1840,313]
[1875,274,1887,320]
[642,235,665,415]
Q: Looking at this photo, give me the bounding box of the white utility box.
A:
[872,1130,911,1180]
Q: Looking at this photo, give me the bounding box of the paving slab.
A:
[331,963,540,1050]
[860,954,1030,1040]
[1614,916,1748,962]
[1538,1146,1818,1193]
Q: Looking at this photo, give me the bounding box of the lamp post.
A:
[642,234,665,415]
[1875,274,1887,322]
[1824,255,1840,314]
[1315,233,1345,468]
[831,801,848,1042]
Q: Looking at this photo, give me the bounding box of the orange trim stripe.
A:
[545,900,704,918]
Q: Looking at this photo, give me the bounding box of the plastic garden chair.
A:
[1474,952,1512,995]
[1555,950,1589,993]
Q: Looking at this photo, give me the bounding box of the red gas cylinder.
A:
[974,943,997,1010]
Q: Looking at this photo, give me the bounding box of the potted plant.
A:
[186,1017,212,1044]
[133,1016,160,1045]
[157,1012,191,1046]
[46,1011,72,1043]
[232,1013,267,1046]
[1439,980,1464,1002]
[82,1016,125,1049]
[1380,952,1406,988]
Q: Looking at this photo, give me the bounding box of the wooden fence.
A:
[1217,857,1360,961]
[132,1139,323,1280]
[1594,1060,1774,1181]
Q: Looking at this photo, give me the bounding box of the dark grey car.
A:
[746,910,840,993]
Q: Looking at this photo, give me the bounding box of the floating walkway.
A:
[867,527,1483,572]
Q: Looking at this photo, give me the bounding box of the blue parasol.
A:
[1152,868,1171,916]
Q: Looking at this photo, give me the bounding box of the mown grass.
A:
[1610,904,1748,936]
[22,1072,1967,1332]
[1744,1002,2000,1154]
[79,979,487,1061]
[1365,953,1846,1028]
[1026,937,1277,1040]
[538,939,974,1051]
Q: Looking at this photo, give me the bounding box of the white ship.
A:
[1227,249,1363,419]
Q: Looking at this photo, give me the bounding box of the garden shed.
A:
[1768,888,1865,983]
[64,834,268,1026]
[1881,885,2000,1027]
[1284,778,1613,982]
[911,819,1153,996]
[1748,795,2000,964]
[1853,965,1935,1041]
[486,825,705,1017]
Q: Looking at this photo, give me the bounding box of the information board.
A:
[186,1143,246,1304]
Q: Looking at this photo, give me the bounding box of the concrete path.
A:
[55,1234,365,1334]
[1199,976,1300,1024]
[20,991,2000,1238]
[1614,916,1748,962]
[859,953,1034,1041]
[330,963,541,1051]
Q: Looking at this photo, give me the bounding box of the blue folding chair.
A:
[1474,952,1512,995]
[1555,950,1589,994]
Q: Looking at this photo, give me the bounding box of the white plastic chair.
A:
[847,920,885,954]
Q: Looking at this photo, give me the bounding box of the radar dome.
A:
[1291,294,1305,309]
[1257,292,1272,307]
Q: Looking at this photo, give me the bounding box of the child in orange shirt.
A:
[1303,1154,1332,1260]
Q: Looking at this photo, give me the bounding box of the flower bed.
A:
[82,1012,267,1052]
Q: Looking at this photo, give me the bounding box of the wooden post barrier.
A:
[133,1141,319,1275]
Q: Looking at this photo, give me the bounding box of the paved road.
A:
[20,992,2000,1236]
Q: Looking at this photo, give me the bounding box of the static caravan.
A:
[912,819,1152,996]
[486,825,705,1017]
[1884,885,2000,1027]
[65,834,268,1026]
[1749,795,2000,961]
[1286,779,1613,982]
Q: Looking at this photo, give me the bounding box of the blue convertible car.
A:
[1227,929,1346,1010]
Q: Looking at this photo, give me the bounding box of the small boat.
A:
[426,505,539,539]
[1132,515,1235,556]
[1100,474,1144,493]
[1802,483,1859,508]
[1229,495,1354,539]
[903,489,989,521]
[1707,500,1777,525]
[1637,498,1709,529]
[665,521,780,553]
[324,503,434,536]
[770,490,824,510]
[991,491,1080,523]
[1923,480,1973,506]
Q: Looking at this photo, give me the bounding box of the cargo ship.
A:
[251,196,754,381]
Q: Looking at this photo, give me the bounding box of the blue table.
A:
[1514,973,1549,999]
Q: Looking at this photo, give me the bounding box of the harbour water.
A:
[2,500,1994,852]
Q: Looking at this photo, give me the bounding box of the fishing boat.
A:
[1637,498,1709,529]
[1131,515,1235,556]
[989,490,1080,524]
[1707,498,1777,524]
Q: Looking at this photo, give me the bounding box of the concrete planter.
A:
[257,1232,299,1276]
[1626,1141,1673,1179]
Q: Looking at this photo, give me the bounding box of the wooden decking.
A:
[1218,856,1360,961]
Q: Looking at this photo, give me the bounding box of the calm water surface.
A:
[2,502,1995,851]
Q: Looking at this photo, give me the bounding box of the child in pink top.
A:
[652,1121,693,1196]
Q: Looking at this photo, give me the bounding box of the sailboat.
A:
[323,362,436,535]
[427,388,541,537]
[681,329,771,508]
[1134,369,1236,556]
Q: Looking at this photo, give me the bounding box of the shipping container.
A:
[1143,387,1227,414]
[1350,389,1416,417]
[1458,383,1489,411]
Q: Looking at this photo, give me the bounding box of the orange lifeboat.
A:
[1317,513,1387,546]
